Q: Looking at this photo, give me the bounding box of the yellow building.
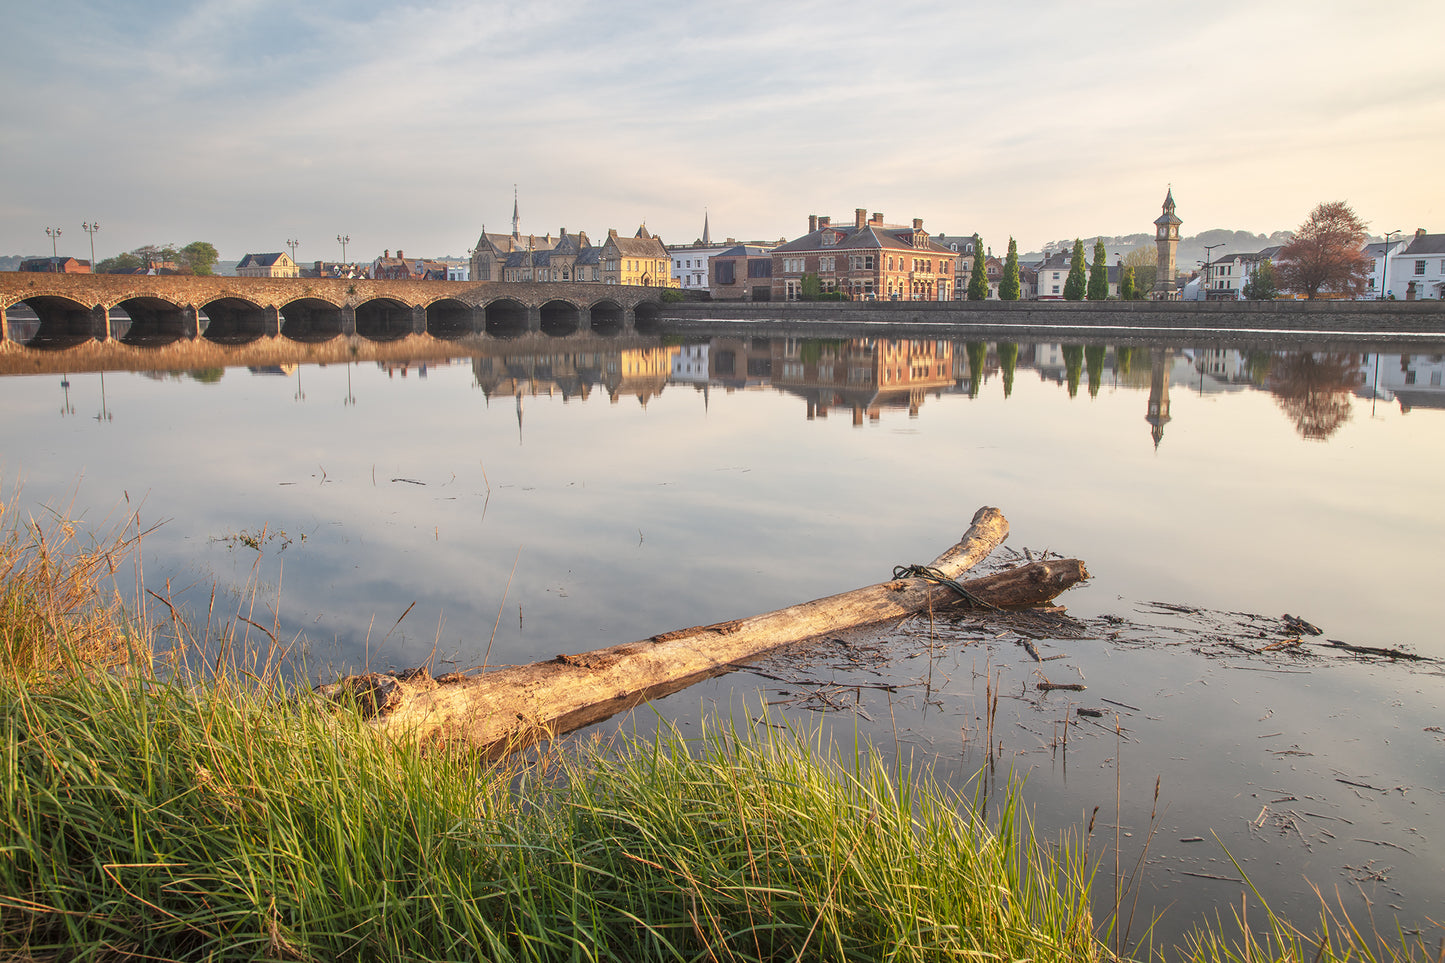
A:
[600,225,679,287]
[235,252,299,278]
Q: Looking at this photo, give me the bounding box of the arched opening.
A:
[589,299,624,336]
[201,297,269,344]
[539,299,581,337]
[279,298,343,343]
[485,299,528,339]
[116,297,193,346]
[634,300,663,335]
[426,298,474,340]
[355,298,416,342]
[5,297,96,348]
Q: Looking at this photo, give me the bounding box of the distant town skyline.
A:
[2,1,1440,264]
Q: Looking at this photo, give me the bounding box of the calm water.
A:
[2,328,1442,949]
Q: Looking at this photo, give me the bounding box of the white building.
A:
[1385,230,1445,300]
[668,214,733,291]
[1361,238,1410,298]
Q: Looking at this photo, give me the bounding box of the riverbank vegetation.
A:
[1,503,1439,961]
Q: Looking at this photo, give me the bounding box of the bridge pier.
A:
[91,305,110,341]
[411,305,427,335]
[263,306,280,338]
[340,304,356,337]
[527,305,542,333]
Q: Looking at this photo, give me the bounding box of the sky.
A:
[3,0,1442,265]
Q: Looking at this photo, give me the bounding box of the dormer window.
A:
[823,231,837,246]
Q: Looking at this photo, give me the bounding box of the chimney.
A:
[809,214,818,232]
[855,208,867,229]
[912,218,923,231]
[819,216,830,229]
[1417,228,1428,238]
[384,249,390,258]
[397,249,405,260]
[871,212,883,225]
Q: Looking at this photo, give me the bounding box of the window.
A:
[716,261,735,284]
[1416,260,1427,275]
[1052,285,1060,294]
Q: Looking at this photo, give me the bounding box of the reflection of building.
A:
[469,345,680,407]
[1146,347,1173,448]
[771,338,955,423]
[1355,351,1445,411]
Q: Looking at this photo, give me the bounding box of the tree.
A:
[997,342,1019,397]
[1242,258,1278,300]
[1087,239,1109,300]
[1122,246,1156,298]
[1120,265,1136,301]
[967,235,989,301]
[999,238,1021,301]
[1063,239,1087,300]
[95,252,143,274]
[180,241,220,276]
[1276,201,1369,299]
[799,273,822,300]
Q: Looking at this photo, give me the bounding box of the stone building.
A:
[709,244,776,300]
[770,209,959,301]
[370,250,449,280]
[236,252,299,278]
[600,226,677,287]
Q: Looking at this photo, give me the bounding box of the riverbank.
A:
[2,505,1440,961]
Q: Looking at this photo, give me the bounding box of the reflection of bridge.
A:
[0,274,667,347]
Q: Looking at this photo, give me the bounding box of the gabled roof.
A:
[1402,233,1445,256]
[773,224,957,256]
[605,227,669,258]
[237,252,287,268]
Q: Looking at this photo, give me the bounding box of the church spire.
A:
[702,209,711,247]
[512,185,520,239]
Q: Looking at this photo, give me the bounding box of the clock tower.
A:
[1153,187,1181,300]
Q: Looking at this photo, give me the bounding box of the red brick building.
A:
[770,209,960,301]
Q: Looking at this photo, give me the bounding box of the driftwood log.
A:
[321,507,1088,754]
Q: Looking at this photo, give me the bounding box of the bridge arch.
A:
[114,296,194,345]
[279,297,343,343]
[484,298,528,339]
[4,295,96,348]
[355,297,416,342]
[539,299,582,337]
[588,299,625,336]
[425,298,475,340]
[200,296,270,344]
[633,299,664,335]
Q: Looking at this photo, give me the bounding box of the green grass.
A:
[0,663,1106,961]
[1,501,1440,962]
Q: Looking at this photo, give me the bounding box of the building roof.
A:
[1402,232,1445,256]
[716,245,774,257]
[773,223,957,257]
[237,252,288,268]
[605,226,669,258]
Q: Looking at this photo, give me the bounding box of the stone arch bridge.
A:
[0,274,669,347]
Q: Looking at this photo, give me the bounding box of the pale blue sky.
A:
[3,0,1440,264]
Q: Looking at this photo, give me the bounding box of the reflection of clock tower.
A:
[1153,187,1181,300]
[1145,347,1172,449]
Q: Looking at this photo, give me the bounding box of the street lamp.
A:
[46,227,62,269]
[286,238,300,262]
[1202,243,1225,300]
[1381,229,1401,300]
[337,234,350,263]
[82,222,100,270]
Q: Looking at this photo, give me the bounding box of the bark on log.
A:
[322,507,1088,754]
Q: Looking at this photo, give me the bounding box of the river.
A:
[2,325,1442,952]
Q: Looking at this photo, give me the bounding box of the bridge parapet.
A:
[0,274,668,343]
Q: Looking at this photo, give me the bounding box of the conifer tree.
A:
[999,238,1021,301]
[1120,265,1136,301]
[998,342,1019,398]
[967,235,989,301]
[1087,238,1109,300]
[1063,239,1087,300]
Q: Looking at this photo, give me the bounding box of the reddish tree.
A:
[1277,202,1370,299]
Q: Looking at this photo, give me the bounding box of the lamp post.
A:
[46,227,62,269]
[337,234,350,263]
[82,222,100,270]
[286,238,300,263]
[1381,229,1401,300]
[1202,243,1225,300]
